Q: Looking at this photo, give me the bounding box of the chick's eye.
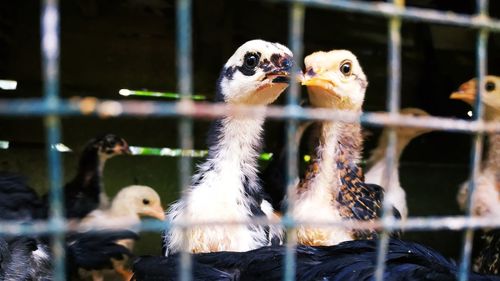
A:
[143,199,150,205]
[244,54,259,69]
[340,61,352,76]
[486,81,496,92]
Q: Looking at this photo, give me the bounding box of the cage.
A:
[1,0,500,280]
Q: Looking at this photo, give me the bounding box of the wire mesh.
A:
[0,0,498,280]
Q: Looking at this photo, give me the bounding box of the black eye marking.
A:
[486,81,496,92]
[238,52,261,76]
[143,199,150,205]
[340,60,352,76]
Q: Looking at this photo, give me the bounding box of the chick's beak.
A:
[450,81,476,103]
[143,205,165,221]
[301,69,336,89]
[114,140,131,155]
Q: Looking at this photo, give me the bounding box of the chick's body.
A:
[79,185,164,281]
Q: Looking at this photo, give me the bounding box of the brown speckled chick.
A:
[293,50,400,247]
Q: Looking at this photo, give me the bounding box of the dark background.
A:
[1,0,499,259]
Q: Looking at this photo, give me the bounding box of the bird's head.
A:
[88,134,131,161]
[111,185,165,221]
[217,39,294,105]
[301,50,368,110]
[450,76,500,120]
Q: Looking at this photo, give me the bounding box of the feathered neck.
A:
[192,114,266,198]
[297,113,363,195]
[485,133,500,172]
[70,148,104,189]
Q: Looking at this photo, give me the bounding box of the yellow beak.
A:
[450,80,476,104]
[301,70,337,89]
[142,205,166,220]
[449,91,476,102]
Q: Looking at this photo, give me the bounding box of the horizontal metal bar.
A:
[2,215,500,236]
[279,0,500,32]
[0,98,499,133]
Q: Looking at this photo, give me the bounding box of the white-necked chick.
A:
[451,76,500,217]
[164,39,293,256]
[79,185,164,281]
[364,108,432,219]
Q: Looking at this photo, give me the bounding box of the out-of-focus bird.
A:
[451,76,500,275]
[133,239,500,281]
[0,134,130,221]
[364,108,432,219]
[79,185,164,281]
[163,39,293,255]
[451,76,500,217]
[0,231,138,281]
[58,134,131,219]
[294,50,400,247]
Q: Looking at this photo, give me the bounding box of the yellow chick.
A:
[79,185,164,281]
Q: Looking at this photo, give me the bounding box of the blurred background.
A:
[1,0,499,258]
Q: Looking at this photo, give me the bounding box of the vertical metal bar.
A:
[284,3,304,281]
[458,1,489,280]
[374,1,403,280]
[176,0,193,280]
[41,0,65,280]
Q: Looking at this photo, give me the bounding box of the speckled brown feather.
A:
[475,229,500,275]
[297,121,399,241]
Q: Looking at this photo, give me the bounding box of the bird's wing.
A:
[475,229,500,275]
[336,166,401,239]
[66,230,138,275]
[132,241,500,281]
[133,255,237,281]
[0,172,45,220]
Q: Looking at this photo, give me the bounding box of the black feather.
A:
[66,230,138,274]
[134,239,500,281]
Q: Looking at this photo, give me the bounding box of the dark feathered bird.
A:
[0,230,138,280]
[133,239,500,281]
[0,172,44,220]
[0,134,130,221]
[66,230,139,275]
[55,133,131,219]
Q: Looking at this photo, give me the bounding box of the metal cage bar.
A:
[176,0,194,280]
[41,0,66,280]
[458,1,490,280]
[1,0,499,280]
[374,0,404,279]
[284,3,305,280]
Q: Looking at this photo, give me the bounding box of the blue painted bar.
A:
[176,0,194,280]
[374,0,403,279]
[284,3,305,280]
[41,0,65,280]
[279,0,500,32]
[1,99,500,133]
[458,1,489,280]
